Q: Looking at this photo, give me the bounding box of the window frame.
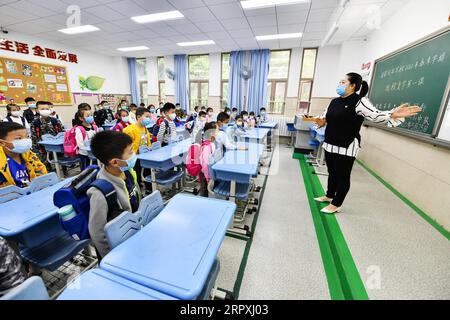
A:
[298,47,319,113]
[157,56,165,104]
[267,49,291,114]
[220,52,231,109]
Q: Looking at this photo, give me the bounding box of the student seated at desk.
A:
[185,111,206,138]
[88,131,142,258]
[230,108,239,121]
[147,105,158,122]
[3,104,30,133]
[30,101,64,165]
[186,106,199,123]
[215,112,247,157]
[113,109,131,132]
[93,100,115,127]
[206,107,215,123]
[226,115,247,143]
[72,109,99,170]
[72,103,92,127]
[153,103,177,147]
[248,112,257,128]
[175,103,186,121]
[0,122,47,188]
[240,111,250,129]
[258,107,268,123]
[0,237,26,298]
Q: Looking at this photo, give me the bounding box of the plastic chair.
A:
[286,122,296,146]
[28,173,60,193]
[0,276,49,300]
[104,191,164,249]
[0,185,25,204]
[19,215,91,272]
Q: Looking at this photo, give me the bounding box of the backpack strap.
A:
[21,117,26,127]
[5,116,13,123]
[164,119,170,135]
[90,179,122,221]
[75,125,87,140]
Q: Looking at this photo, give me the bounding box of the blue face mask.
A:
[122,116,130,123]
[118,153,138,172]
[8,138,32,154]
[150,109,156,113]
[85,116,95,124]
[336,84,347,96]
[28,103,36,109]
[141,118,152,127]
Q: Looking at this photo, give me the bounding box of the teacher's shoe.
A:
[314,196,333,203]
[320,205,342,214]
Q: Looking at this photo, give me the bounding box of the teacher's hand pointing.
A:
[391,104,422,119]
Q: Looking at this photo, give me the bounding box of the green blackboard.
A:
[369,28,450,136]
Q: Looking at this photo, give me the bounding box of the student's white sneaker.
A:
[320,206,342,214]
[314,196,333,203]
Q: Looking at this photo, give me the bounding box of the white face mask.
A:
[40,110,51,117]
[169,113,176,121]
[11,111,22,117]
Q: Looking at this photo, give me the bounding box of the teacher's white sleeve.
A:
[356,97,405,127]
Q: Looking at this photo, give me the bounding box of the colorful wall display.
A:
[0,56,72,106]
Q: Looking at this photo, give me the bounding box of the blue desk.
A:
[258,121,278,130]
[57,269,177,300]
[0,178,72,237]
[241,128,270,144]
[212,143,264,202]
[39,138,64,178]
[137,139,191,191]
[100,194,235,300]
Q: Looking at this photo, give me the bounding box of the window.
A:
[267,50,290,114]
[157,57,165,103]
[221,53,230,108]
[189,55,209,108]
[136,58,147,105]
[298,48,318,113]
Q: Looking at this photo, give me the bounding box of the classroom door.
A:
[190,81,209,107]
[267,80,287,114]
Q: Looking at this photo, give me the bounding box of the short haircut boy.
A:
[136,107,150,119]
[0,122,26,139]
[24,97,35,104]
[91,131,132,165]
[216,112,230,123]
[36,101,51,108]
[198,111,207,118]
[163,102,176,113]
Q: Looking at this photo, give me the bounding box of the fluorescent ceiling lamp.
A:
[131,10,184,24]
[117,46,150,52]
[256,33,302,41]
[321,22,339,47]
[241,0,310,10]
[177,40,215,47]
[58,25,100,35]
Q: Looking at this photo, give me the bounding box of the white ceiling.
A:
[0,0,409,57]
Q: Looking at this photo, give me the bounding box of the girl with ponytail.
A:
[313,72,422,214]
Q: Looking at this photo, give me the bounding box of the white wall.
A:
[312,45,340,97]
[209,53,221,97]
[287,47,302,98]
[146,56,158,96]
[0,32,130,95]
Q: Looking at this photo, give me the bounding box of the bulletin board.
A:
[0,56,72,106]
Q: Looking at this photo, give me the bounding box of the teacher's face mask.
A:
[336,84,347,96]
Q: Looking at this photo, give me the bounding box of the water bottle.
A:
[58,205,77,221]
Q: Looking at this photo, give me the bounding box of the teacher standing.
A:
[314,72,422,214]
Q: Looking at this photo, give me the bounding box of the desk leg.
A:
[227,181,252,237]
[229,181,236,203]
[53,151,63,179]
[151,168,158,192]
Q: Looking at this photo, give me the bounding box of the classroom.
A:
[0,0,449,305]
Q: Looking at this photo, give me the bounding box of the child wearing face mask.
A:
[206,107,214,123]
[154,103,177,147]
[198,122,219,197]
[73,109,99,170]
[30,101,64,165]
[147,105,158,122]
[185,111,207,140]
[248,112,256,128]
[3,104,30,133]
[258,107,268,123]
[240,111,250,129]
[113,109,131,132]
[0,122,47,188]
[23,97,39,124]
[88,131,142,258]
[227,115,247,143]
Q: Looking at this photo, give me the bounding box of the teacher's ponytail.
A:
[346,72,369,98]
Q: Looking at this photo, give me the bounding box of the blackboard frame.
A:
[365,26,450,149]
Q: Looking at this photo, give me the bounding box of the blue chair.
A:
[41,134,81,171]
[104,191,164,249]
[19,215,91,272]
[0,185,25,204]
[286,122,296,146]
[0,276,49,300]
[0,173,60,204]
[104,192,221,300]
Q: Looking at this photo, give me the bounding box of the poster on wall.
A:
[0,56,72,106]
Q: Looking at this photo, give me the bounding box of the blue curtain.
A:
[127,57,139,105]
[247,49,270,113]
[228,51,245,112]
[174,54,190,112]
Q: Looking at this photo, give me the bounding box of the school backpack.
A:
[63,124,98,157]
[53,166,121,241]
[186,140,211,177]
[152,118,170,143]
[33,117,62,141]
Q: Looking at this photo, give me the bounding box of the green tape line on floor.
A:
[298,154,369,300]
[356,159,450,241]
